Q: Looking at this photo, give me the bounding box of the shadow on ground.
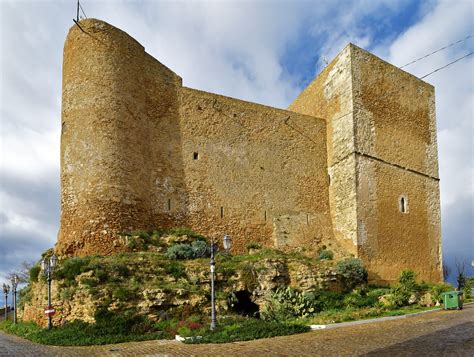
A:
[364,321,474,356]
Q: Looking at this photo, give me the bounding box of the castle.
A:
[57,19,443,284]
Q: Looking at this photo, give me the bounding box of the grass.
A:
[302,304,440,325]
[0,319,170,346]
[184,317,310,344]
[1,302,450,346]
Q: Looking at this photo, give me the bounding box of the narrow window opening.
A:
[306,214,309,225]
[193,152,199,160]
[264,210,267,221]
[400,197,407,213]
[168,199,171,211]
[220,206,224,218]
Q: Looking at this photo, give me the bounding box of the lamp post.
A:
[210,234,232,331]
[10,275,19,324]
[2,283,9,321]
[42,254,57,330]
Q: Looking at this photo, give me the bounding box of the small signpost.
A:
[44,306,55,317]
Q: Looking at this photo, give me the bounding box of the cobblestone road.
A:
[1,305,473,356]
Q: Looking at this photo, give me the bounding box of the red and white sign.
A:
[44,306,55,317]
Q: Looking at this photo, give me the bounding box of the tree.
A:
[4,261,34,285]
[454,258,467,290]
[442,260,451,281]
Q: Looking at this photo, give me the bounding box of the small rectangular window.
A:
[168,199,171,211]
[193,152,199,160]
[400,196,408,213]
[220,206,224,218]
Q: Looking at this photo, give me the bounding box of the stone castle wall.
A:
[57,19,442,283]
[289,44,442,283]
[59,19,183,256]
[351,46,442,283]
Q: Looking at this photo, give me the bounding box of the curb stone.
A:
[173,303,474,343]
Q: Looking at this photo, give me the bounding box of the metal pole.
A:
[47,270,52,330]
[210,239,216,330]
[4,294,7,321]
[13,289,16,324]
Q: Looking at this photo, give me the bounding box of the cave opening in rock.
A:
[229,290,260,318]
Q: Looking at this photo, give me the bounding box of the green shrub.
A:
[387,286,411,307]
[164,261,186,279]
[113,286,135,301]
[168,228,206,241]
[463,280,472,299]
[246,243,262,251]
[343,291,379,308]
[311,290,344,311]
[240,264,258,290]
[385,271,420,308]
[17,285,32,309]
[186,318,309,344]
[29,265,41,282]
[80,277,98,288]
[60,288,74,301]
[336,258,368,290]
[0,313,170,346]
[430,283,452,303]
[318,249,334,260]
[166,243,195,260]
[191,240,208,257]
[261,287,317,321]
[109,262,130,280]
[166,240,209,260]
[55,256,92,282]
[399,270,417,290]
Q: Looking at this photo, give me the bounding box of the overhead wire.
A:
[420,52,473,79]
[79,2,87,19]
[208,36,474,146]
[400,34,473,68]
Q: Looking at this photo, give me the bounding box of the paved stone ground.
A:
[1,305,473,356]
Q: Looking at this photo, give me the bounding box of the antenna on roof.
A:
[76,0,87,21]
[73,0,87,32]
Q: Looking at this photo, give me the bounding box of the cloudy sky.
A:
[0,0,472,287]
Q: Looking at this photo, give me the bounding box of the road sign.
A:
[44,306,55,317]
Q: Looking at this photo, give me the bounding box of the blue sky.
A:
[0,0,473,287]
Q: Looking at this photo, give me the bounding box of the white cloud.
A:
[0,0,472,281]
[385,0,474,275]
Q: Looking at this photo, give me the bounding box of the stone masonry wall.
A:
[176,88,334,253]
[58,19,334,257]
[56,19,442,284]
[351,46,442,283]
[288,45,358,256]
[58,19,183,256]
[288,44,442,283]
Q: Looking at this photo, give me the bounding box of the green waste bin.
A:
[442,291,463,310]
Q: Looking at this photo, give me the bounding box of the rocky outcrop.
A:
[20,253,342,327]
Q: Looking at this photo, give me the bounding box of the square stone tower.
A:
[289,44,442,284]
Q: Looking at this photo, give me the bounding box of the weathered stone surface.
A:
[56,19,442,285]
[20,255,340,326]
[289,44,442,284]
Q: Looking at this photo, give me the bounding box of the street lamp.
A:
[42,254,57,330]
[2,283,9,321]
[210,234,232,331]
[10,275,19,324]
